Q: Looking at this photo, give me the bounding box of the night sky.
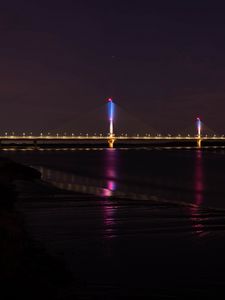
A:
[1,1,225,134]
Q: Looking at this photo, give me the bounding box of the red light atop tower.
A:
[108,98,112,102]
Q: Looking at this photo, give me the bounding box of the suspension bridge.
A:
[0,98,224,148]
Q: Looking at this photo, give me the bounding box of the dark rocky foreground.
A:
[0,158,72,299]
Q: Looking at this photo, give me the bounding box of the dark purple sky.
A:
[0,1,225,134]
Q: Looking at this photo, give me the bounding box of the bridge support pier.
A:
[108,137,115,148]
[197,138,202,148]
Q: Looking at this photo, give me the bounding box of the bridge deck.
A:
[0,135,224,141]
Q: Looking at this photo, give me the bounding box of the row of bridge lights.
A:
[2,132,225,137]
[3,132,105,137]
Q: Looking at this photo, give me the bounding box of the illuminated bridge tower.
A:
[107,98,116,148]
[196,117,202,148]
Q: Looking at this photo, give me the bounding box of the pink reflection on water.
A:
[102,188,112,197]
[102,149,118,239]
[194,150,204,206]
[101,148,118,197]
[108,180,116,192]
[190,150,205,235]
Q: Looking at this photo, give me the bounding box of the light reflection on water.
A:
[32,148,225,239]
[36,149,210,211]
[37,149,119,198]
[190,150,206,236]
[37,148,119,238]
[101,149,117,197]
[102,149,118,238]
[194,150,204,206]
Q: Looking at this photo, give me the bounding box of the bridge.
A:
[0,99,224,148]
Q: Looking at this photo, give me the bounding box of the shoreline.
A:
[0,157,73,299]
[2,155,225,298]
[16,168,225,299]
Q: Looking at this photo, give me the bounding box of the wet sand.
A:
[15,178,225,299]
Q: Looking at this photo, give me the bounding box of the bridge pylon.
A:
[196,117,202,148]
[107,98,116,148]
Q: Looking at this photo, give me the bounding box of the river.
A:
[2,147,225,298]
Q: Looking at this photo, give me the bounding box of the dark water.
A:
[3,147,225,298]
[4,147,225,209]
